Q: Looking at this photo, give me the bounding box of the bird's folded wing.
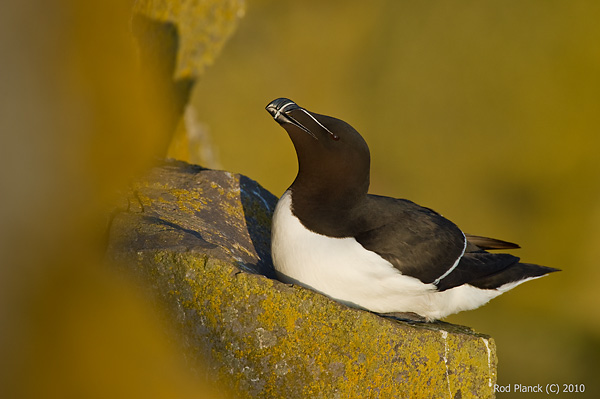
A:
[355,195,467,285]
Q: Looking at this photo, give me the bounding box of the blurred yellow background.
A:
[2,0,598,397]
[191,0,600,396]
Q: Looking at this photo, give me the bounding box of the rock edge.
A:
[107,160,497,398]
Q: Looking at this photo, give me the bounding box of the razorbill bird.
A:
[265,97,559,321]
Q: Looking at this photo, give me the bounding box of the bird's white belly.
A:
[271,191,502,320]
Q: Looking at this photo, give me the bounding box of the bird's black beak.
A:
[266,98,317,139]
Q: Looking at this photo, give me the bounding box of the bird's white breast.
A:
[271,191,500,319]
[271,190,504,320]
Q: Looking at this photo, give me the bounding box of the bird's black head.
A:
[266,98,370,210]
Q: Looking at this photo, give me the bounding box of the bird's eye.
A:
[331,133,340,141]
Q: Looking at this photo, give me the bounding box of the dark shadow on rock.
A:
[239,175,279,279]
[170,160,207,175]
[141,215,217,251]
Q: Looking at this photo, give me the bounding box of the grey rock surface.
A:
[107,160,497,398]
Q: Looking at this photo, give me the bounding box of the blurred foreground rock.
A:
[107,160,497,398]
[132,0,245,159]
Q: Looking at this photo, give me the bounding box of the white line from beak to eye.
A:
[298,108,336,137]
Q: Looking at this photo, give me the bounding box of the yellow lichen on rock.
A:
[107,160,498,398]
[134,0,245,80]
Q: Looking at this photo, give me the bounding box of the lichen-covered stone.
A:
[130,0,246,159]
[133,0,246,80]
[107,160,497,398]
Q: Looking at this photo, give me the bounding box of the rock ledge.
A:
[107,160,497,398]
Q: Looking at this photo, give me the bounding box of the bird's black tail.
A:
[469,263,560,290]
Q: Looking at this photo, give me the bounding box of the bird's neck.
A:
[288,174,369,237]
